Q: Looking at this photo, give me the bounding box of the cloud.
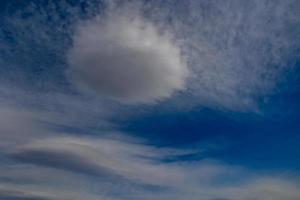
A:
[0,1,299,200]
[1,0,298,110]
[0,96,299,200]
[8,136,190,185]
[145,0,299,110]
[0,188,51,200]
[0,107,46,149]
[67,8,188,104]
[3,133,300,200]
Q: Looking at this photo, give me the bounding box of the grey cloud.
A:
[0,1,299,200]
[67,8,188,104]
[145,0,299,110]
[1,0,298,110]
[0,100,299,200]
[7,136,190,186]
[0,107,47,149]
[0,184,106,200]
[10,148,109,177]
[0,85,116,135]
[4,135,300,200]
[0,189,51,200]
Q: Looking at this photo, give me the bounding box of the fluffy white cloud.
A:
[67,10,188,104]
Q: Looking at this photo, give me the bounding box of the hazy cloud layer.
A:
[145,0,299,110]
[0,98,299,200]
[1,120,300,200]
[0,95,300,200]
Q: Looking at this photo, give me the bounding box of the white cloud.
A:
[67,9,188,104]
[1,0,298,110]
[0,1,299,200]
[0,91,299,200]
[145,0,299,110]
[3,133,300,200]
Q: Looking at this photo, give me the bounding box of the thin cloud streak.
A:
[0,101,299,200]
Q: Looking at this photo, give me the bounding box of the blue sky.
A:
[0,0,299,200]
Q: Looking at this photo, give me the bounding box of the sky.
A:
[0,0,299,200]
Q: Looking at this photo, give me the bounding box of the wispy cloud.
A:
[0,1,299,200]
[1,0,298,110]
[0,97,299,200]
[145,0,299,110]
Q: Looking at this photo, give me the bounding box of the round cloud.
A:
[67,13,188,104]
